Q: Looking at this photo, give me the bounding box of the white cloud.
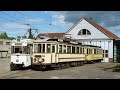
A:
[0,27,7,32]
[52,14,73,29]
[2,22,30,29]
[106,25,120,37]
[28,18,44,22]
[0,22,30,37]
[52,14,66,25]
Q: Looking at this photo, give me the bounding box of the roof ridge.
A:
[83,17,120,39]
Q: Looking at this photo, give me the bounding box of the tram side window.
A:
[83,48,84,54]
[76,47,79,53]
[63,45,66,53]
[98,49,100,54]
[52,45,55,53]
[96,49,97,54]
[80,47,82,54]
[34,44,38,53]
[43,44,45,53]
[87,49,89,54]
[90,49,92,54]
[72,46,75,53]
[89,49,91,54]
[37,44,45,53]
[94,49,96,54]
[100,49,102,54]
[59,45,62,53]
[97,49,99,54]
[47,44,51,53]
[67,46,71,53]
[38,44,41,53]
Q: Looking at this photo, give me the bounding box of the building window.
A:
[0,41,3,45]
[103,50,108,58]
[6,42,10,45]
[83,29,86,35]
[78,29,91,35]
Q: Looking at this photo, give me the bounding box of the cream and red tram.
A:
[31,38,103,70]
[10,38,34,71]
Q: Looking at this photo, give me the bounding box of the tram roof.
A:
[34,41,101,48]
[12,38,35,43]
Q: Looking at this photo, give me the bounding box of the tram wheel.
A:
[10,66,15,71]
[10,64,16,71]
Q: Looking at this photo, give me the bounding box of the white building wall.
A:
[65,18,115,62]
[67,19,109,39]
[108,40,113,58]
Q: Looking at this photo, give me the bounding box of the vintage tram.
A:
[31,38,103,70]
[10,38,34,71]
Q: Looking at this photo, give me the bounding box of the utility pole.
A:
[28,28,33,39]
[25,28,38,39]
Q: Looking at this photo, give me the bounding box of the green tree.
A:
[22,36,27,38]
[0,32,15,40]
[0,32,8,39]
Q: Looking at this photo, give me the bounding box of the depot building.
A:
[37,17,120,63]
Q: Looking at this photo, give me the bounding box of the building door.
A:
[114,40,120,63]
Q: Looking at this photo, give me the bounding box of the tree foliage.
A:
[0,32,15,40]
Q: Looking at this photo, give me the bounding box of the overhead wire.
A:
[1,11,27,25]
[0,11,38,37]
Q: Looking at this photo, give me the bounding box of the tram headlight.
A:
[16,59,19,62]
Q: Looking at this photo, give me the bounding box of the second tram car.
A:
[31,38,103,70]
[10,38,34,71]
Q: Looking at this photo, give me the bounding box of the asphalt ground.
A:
[0,58,120,79]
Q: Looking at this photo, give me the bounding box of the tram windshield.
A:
[11,45,32,54]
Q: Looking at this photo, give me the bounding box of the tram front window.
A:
[23,46,30,54]
[11,46,22,54]
[11,46,30,54]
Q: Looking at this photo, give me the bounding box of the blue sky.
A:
[0,11,120,38]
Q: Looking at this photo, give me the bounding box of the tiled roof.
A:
[37,17,120,40]
[84,17,120,39]
[66,16,120,39]
[36,33,65,39]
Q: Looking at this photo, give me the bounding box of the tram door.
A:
[51,45,56,63]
